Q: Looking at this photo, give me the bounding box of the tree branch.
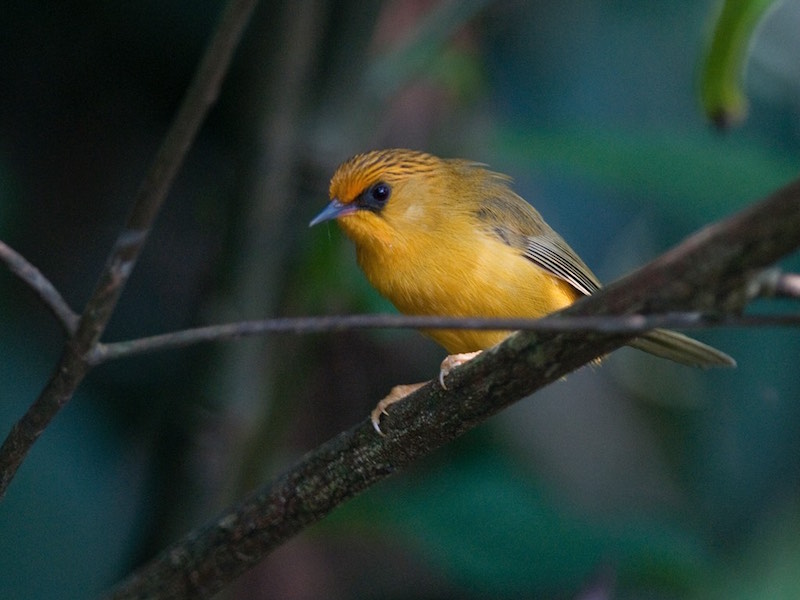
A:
[0,0,259,500]
[761,270,800,299]
[104,176,800,599]
[88,309,799,365]
[0,240,79,335]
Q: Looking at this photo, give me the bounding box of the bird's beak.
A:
[309,199,357,227]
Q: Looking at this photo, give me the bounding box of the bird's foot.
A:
[370,382,426,435]
[438,351,482,388]
[370,351,483,434]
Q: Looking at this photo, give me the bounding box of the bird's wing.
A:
[522,236,601,296]
[469,183,602,297]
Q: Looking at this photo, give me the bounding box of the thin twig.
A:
[0,240,79,335]
[762,271,800,299]
[89,311,800,365]
[0,0,259,500]
[105,174,800,599]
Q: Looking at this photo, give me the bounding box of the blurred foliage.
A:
[1,0,799,598]
[493,125,797,221]
[331,433,709,598]
[0,322,141,599]
[365,0,490,99]
[695,498,800,600]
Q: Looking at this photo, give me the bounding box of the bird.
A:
[310,149,735,432]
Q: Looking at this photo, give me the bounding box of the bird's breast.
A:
[355,229,581,354]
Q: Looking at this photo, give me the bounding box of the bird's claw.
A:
[438,351,482,389]
[369,382,426,435]
[370,404,389,436]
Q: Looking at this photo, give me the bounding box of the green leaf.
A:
[699,0,780,128]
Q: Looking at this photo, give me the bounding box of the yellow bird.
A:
[310,149,735,431]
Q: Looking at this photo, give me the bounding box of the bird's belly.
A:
[361,241,581,354]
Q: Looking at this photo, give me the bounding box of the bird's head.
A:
[310,149,450,248]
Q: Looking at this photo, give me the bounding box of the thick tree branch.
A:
[0,0,259,500]
[105,177,800,599]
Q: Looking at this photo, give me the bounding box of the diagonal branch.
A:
[104,177,800,599]
[0,240,79,335]
[0,0,260,500]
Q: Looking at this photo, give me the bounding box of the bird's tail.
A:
[629,329,736,368]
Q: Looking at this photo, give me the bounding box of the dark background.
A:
[1,1,799,598]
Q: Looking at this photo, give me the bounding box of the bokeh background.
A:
[1,1,799,598]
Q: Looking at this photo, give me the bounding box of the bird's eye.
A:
[362,181,392,211]
[369,182,391,206]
